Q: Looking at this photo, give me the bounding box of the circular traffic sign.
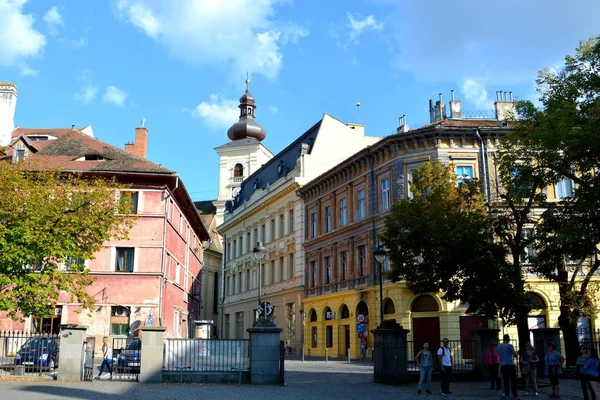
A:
[357,314,365,323]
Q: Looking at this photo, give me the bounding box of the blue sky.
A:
[2,0,599,200]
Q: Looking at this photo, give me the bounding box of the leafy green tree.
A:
[502,35,600,363]
[0,162,134,319]
[382,161,526,328]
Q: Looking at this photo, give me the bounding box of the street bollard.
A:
[325,348,328,362]
[347,348,350,363]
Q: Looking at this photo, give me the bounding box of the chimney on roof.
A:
[449,90,462,119]
[429,99,435,123]
[0,82,17,147]
[397,115,409,133]
[433,93,446,122]
[125,123,148,158]
[494,90,518,121]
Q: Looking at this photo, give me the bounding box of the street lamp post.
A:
[374,245,387,326]
[253,241,267,321]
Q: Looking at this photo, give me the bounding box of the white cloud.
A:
[20,65,39,77]
[0,0,46,73]
[73,71,98,104]
[268,105,278,114]
[459,78,492,109]
[59,37,87,48]
[347,13,383,44]
[43,6,63,35]
[103,85,128,106]
[192,95,239,129]
[113,0,308,80]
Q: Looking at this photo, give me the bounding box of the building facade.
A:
[298,93,593,359]
[0,83,210,344]
[218,87,380,352]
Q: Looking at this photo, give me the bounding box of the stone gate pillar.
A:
[247,319,283,385]
[471,328,500,381]
[372,320,409,385]
[57,324,88,381]
[139,326,166,383]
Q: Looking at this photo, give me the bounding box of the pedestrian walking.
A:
[577,345,595,400]
[545,342,565,398]
[97,337,113,380]
[437,338,453,396]
[581,348,600,399]
[416,342,433,395]
[486,342,501,390]
[498,334,520,400]
[360,336,367,361]
[520,342,539,396]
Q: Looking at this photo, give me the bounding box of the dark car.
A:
[117,339,141,372]
[15,337,60,370]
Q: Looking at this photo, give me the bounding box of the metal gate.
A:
[112,337,141,381]
[82,337,95,381]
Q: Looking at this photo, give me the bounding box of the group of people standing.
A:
[416,334,600,399]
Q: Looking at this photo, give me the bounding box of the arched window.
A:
[323,306,332,320]
[356,301,369,316]
[309,309,317,322]
[526,293,547,310]
[383,298,396,314]
[233,164,244,178]
[340,304,350,319]
[411,295,439,312]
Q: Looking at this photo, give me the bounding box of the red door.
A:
[412,317,440,356]
[459,316,488,359]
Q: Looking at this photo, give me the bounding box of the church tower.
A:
[213,77,274,226]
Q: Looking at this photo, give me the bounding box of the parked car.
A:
[117,339,141,372]
[14,336,60,370]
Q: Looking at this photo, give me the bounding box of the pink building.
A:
[0,122,209,340]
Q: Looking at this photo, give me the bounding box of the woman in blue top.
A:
[415,342,433,395]
[582,348,600,399]
[577,345,594,400]
[545,343,565,398]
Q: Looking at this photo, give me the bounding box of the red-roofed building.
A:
[0,84,210,340]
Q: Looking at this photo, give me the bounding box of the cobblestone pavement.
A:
[0,360,587,399]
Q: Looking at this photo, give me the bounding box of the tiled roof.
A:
[15,128,174,174]
[12,127,84,139]
[414,119,505,131]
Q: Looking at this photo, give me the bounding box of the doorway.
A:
[413,317,440,355]
[338,325,350,356]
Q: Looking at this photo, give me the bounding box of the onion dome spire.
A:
[227,74,267,141]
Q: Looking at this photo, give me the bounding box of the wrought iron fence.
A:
[112,337,141,381]
[407,340,478,373]
[164,338,249,372]
[0,331,59,377]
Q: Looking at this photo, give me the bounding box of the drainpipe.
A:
[220,233,226,338]
[474,129,489,204]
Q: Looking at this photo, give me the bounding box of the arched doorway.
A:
[411,295,440,355]
[338,304,350,356]
[356,301,369,317]
[308,308,318,350]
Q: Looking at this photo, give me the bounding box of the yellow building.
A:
[298,94,597,359]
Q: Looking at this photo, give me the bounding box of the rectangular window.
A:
[310,212,317,238]
[270,219,276,241]
[456,166,474,185]
[226,276,230,296]
[233,239,237,259]
[66,256,86,272]
[312,326,318,348]
[173,310,180,337]
[339,251,347,281]
[128,191,139,214]
[115,247,134,272]
[324,206,332,233]
[15,149,25,162]
[279,257,284,281]
[380,178,390,211]
[270,260,275,284]
[356,188,366,219]
[175,263,181,285]
[246,232,251,253]
[279,214,284,237]
[288,209,294,234]
[253,229,258,246]
[252,270,257,289]
[232,274,237,294]
[245,270,250,291]
[110,306,130,336]
[357,245,366,276]
[261,224,266,243]
[310,261,316,288]
[227,242,231,261]
[238,239,243,257]
[555,178,574,199]
[324,256,331,285]
[520,228,536,264]
[288,253,294,279]
[238,272,242,293]
[339,198,347,226]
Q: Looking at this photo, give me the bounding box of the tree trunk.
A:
[514,307,530,353]
[558,305,580,366]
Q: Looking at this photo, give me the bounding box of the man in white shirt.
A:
[437,338,453,396]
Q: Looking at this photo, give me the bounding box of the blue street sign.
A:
[356,323,366,333]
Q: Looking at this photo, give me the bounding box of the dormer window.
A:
[75,154,107,161]
[29,136,49,141]
[15,149,25,162]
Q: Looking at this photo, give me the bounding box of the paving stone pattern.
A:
[0,360,585,399]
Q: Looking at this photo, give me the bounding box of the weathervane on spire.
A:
[245,71,251,91]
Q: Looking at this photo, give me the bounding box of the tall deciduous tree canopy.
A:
[502,35,600,364]
[381,161,524,323]
[0,162,134,319]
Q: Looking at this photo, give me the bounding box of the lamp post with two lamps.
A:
[374,245,388,327]
[252,241,267,322]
